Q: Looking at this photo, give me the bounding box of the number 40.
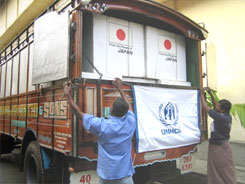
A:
[80,174,91,183]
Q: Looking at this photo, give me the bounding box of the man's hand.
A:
[63,81,72,97]
[203,87,211,94]
[199,87,210,112]
[199,88,205,96]
[113,78,133,111]
[63,81,85,119]
[203,87,218,108]
[113,78,123,90]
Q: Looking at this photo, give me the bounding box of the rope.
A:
[82,51,132,86]
[83,51,102,79]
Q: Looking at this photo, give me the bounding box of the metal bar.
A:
[97,80,101,117]
[72,85,78,157]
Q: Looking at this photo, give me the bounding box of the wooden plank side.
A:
[27,93,38,136]
[77,83,99,159]
[54,89,72,153]
[4,99,11,135]
[10,98,18,137]
[38,91,53,149]
[72,11,82,78]
[17,95,27,139]
[77,83,132,160]
[0,99,5,133]
[78,83,96,144]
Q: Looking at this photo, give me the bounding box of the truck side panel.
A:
[75,82,198,167]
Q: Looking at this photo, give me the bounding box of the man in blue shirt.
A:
[63,78,136,184]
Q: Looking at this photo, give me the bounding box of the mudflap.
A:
[0,134,15,155]
[134,160,180,184]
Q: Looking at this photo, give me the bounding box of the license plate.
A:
[70,170,99,184]
[179,154,194,174]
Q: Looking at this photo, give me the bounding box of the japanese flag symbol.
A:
[158,34,176,56]
[108,22,132,47]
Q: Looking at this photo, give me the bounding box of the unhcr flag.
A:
[132,85,201,153]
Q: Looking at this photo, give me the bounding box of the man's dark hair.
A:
[219,99,232,113]
[111,97,129,117]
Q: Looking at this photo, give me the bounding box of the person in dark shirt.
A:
[200,87,236,184]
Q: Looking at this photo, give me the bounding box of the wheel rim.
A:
[26,155,37,184]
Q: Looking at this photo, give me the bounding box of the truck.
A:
[0,0,208,183]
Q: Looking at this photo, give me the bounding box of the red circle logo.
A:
[164,40,172,50]
[116,29,126,41]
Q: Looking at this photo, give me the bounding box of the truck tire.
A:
[24,141,44,184]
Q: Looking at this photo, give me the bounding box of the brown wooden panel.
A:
[28,93,38,104]
[27,93,38,134]
[54,124,72,153]
[54,88,64,101]
[0,123,3,133]
[17,117,26,139]
[26,117,37,135]
[77,82,133,159]
[0,99,4,106]
[4,99,11,135]
[11,98,18,136]
[74,158,97,172]
[0,99,5,133]
[38,123,52,148]
[54,88,72,153]
[71,11,82,78]
[4,118,10,135]
[101,84,133,112]
[38,90,53,148]
[78,84,95,143]
[17,96,27,139]
[77,146,98,161]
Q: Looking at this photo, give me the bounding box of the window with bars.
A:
[0,25,35,98]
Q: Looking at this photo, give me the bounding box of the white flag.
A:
[133,86,201,153]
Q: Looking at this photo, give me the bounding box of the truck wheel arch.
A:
[20,129,38,171]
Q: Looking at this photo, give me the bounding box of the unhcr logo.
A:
[159,102,181,135]
[159,101,179,126]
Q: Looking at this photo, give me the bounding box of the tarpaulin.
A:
[33,11,70,84]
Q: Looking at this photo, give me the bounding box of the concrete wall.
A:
[0,0,56,51]
[158,0,245,142]
[0,0,34,43]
